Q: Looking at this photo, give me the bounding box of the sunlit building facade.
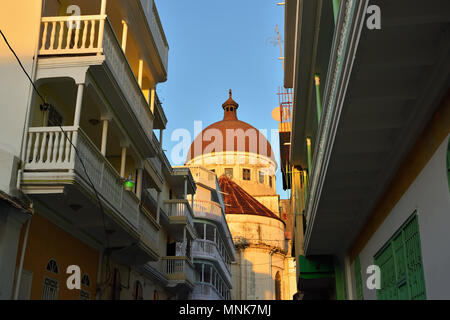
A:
[0,0,198,300]
[185,92,297,300]
[283,0,450,300]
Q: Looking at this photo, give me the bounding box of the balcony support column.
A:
[138,60,144,88]
[214,228,217,244]
[150,88,156,113]
[73,83,85,127]
[156,191,161,224]
[100,119,109,156]
[184,177,188,200]
[98,0,107,52]
[121,20,128,53]
[136,167,143,200]
[315,74,322,124]
[120,147,127,178]
[203,224,206,241]
[159,129,164,148]
[306,138,312,177]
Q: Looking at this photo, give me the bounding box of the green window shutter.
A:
[334,260,347,300]
[354,256,364,300]
[374,213,426,300]
[404,216,427,300]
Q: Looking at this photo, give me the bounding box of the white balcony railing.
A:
[164,200,194,227]
[189,167,217,190]
[38,15,154,145]
[140,212,159,252]
[192,240,231,282]
[191,283,224,300]
[192,199,230,234]
[24,126,139,230]
[163,256,195,284]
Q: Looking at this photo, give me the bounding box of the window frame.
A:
[242,168,251,181]
[374,212,426,300]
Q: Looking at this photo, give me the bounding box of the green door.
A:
[374,214,426,300]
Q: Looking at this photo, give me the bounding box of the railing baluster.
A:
[26,132,33,163]
[66,21,73,50]
[58,132,65,163]
[41,22,48,50]
[58,21,64,50]
[81,20,89,49]
[47,132,54,163]
[65,131,72,163]
[73,22,81,49]
[49,22,56,50]
[33,133,41,163]
[90,20,96,49]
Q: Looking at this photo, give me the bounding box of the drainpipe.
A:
[13,216,32,300]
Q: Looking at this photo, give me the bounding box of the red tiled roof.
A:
[218,175,282,222]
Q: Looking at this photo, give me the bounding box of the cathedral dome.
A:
[186,90,275,163]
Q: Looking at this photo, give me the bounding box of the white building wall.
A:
[357,135,450,300]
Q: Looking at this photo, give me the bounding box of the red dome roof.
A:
[186,90,275,162]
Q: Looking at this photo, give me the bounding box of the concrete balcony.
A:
[162,200,196,241]
[36,15,167,158]
[191,283,224,300]
[163,256,195,289]
[192,239,231,284]
[21,126,159,263]
[192,200,233,249]
[189,166,217,190]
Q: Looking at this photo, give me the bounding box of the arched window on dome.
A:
[243,169,251,181]
[275,272,282,300]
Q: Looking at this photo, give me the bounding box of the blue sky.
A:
[155,0,289,199]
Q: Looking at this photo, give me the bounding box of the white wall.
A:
[357,135,450,299]
[0,0,42,193]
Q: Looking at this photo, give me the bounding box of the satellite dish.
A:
[271,107,281,122]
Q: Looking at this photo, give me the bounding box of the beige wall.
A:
[227,214,293,300]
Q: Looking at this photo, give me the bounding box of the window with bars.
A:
[242,169,251,181]
[42,277,59,300]
[354,256,364,300]
[374,213,426,300]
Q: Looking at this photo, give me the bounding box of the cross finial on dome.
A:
[229,89,232,98]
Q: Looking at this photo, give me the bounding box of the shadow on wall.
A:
[233,254,282,300]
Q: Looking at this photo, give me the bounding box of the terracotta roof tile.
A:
[218,175,282,222]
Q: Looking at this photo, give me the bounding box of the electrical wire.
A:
[0,29,110,249]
